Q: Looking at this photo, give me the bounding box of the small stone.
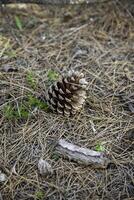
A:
[38,158,53,175]
[1,65,18,72]
[0,171,7,182]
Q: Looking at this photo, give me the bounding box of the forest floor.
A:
[0,1,134,199]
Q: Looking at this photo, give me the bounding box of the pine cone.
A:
[46,70,88,116]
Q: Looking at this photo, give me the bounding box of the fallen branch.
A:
[56,139,110,168]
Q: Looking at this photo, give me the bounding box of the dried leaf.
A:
[11,165,18,175]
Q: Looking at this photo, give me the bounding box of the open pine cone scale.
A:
[47,70,88,116]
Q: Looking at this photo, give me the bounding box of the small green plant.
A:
[16,105,29,119]
[95,142,105,152]
[0,38,10,58]
[51,153,60,161]
[3,95,48,120]
[15,16,23,31]
[27,95,48,110]
[47,69,59,82]
[35,190,45,200]
[3,103,29,120]
[6,50,17,58]
[26,71,37,89]
[3,104,15,119]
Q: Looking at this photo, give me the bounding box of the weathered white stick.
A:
[56,139,110,168]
